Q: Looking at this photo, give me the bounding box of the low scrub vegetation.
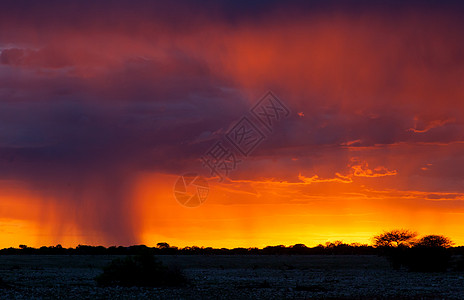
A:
[374,229,454,272]
[95,254,188,287]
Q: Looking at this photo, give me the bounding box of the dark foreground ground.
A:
[0,255,463,299]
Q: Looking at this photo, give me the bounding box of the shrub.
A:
[415,235,454,248]
[95,254,188,287]
[377,233,453,272]
[404,246,451,272]
[383,243,452,272]
[383,245,409,270]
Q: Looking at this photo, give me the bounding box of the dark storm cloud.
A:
[0,58,245,174]
[0,42,247,243]
[1,0,463,167]
[2,0,464,40]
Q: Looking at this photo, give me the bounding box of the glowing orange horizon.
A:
[2,169,464,249]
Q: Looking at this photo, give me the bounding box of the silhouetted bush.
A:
[382,237,453,272]
[374,231,454,272]
[405,246,451,272]
[95,254,188,287]
[0,243,379,255]
[404,235,453,272]
[382,245,408,270]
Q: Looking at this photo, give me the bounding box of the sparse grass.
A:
[95,254,188,287]
[1,255,464,298]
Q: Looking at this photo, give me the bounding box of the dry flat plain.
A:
[0,255,463,299]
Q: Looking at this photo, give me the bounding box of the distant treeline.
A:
[2,242,464,256]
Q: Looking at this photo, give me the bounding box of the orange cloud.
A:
[298,173,353,184]
[408,118,456,133]
[350,161,398,178]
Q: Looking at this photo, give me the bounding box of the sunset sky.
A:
[1,0,464,248]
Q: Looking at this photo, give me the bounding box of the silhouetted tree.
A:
[414,235,454,248]
[373,229,417,247]
[289,244,308,254]
[325,241,344,248]
[156,242,170,249]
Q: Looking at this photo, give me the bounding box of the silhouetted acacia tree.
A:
[373,229,417,247]
[156,242,170,249]
[414,235,454,248]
